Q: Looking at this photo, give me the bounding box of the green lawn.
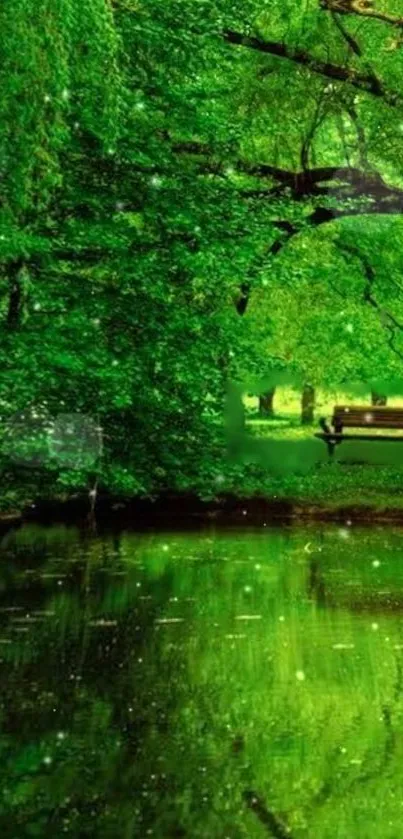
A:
[225,389,403,513]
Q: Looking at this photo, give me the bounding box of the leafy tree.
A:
[2,0,403,501]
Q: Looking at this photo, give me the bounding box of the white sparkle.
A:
[162,544,169,552]
[296,670,305,681]
[150,175,162,187]
[371,622,379,631]
[345,323,354,334]
[135,101,145,111]
[243,585,252,594]
[43,755,52,765]
[364,413,373,423]
[372,559,380,568]
[338,528,350,540]
[61,88,69,101]
[44,94,51,103]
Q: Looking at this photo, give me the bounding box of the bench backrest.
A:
[333,405,403,429]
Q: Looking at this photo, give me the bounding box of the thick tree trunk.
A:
[301,385,315,425]
[259,387,276,418]
[371,391,387,406]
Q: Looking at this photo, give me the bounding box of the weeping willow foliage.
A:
[0,0,122,225]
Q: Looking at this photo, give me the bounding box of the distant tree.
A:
[259,388,276,418]
[301,385,316,425]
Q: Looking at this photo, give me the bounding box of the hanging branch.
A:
[338,242,403,360]
[236,222,298,315]
[331,10,363,55]
[243,790,293,839]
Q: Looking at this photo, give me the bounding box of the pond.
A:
[1,521,403,838]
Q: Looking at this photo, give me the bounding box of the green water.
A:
[1,522,403,838]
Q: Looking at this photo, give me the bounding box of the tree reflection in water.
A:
[0,523,402,837]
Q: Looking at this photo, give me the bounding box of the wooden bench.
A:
[315,405,403,457]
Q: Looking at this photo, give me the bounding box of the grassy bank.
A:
[2,396,403,521]
[2,461,403,527]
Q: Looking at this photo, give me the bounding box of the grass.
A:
[225,388,403,513]
[2,387,403,518]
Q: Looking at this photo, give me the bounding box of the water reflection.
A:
[0,523,403,836]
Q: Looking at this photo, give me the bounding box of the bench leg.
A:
[327,440,336,459]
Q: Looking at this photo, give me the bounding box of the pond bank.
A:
[2,493,403,530]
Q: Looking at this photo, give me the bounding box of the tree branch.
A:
[223,29,398,104]
[236,222,299,315]
[331,10,363,56]
[320,0,403,29]
[338,243,403,360]
[243,790,292,839]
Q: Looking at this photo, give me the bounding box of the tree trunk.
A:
[259,387,276,418]
[371,391,387,406]
[301,385,315,425]
[7,258,25,327]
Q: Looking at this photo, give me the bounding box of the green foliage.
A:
[2,0,403,504]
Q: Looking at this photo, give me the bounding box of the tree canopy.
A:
[2,0,403,500]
